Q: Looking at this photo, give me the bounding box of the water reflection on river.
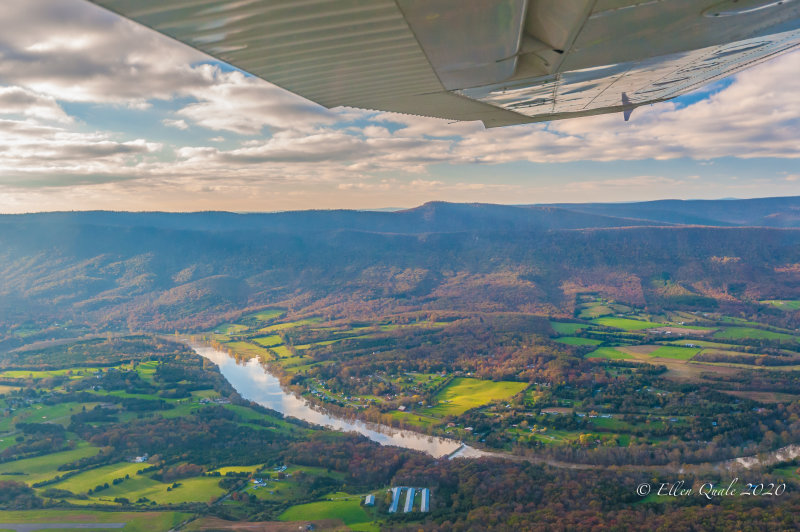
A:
[192,343,490,459]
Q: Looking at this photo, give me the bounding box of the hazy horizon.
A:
[2,193,799,216]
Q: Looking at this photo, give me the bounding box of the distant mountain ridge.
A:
[1,202,659,234]
[544,196,800,228]
[6,196,800,234]
[0,196,798,341]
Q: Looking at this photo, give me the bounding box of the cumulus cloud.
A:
[162,119,189,130]
[175,67,335,134]
[0,0,204,105]
[0,87,72,123]
[0,108,161,186]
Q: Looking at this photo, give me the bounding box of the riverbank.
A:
[188,339,800,475]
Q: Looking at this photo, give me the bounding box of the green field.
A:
[591,317,663,331]
[260,318,321,332]
[211,465,263,475]
[271,345,294,358]
[649,346,701,360]
[49,461,146,495]
[280,496,376,531]
[223,341,273,360]
[663,339,737,349]
[578,304,614,319]
[252,335,282,347]
[249,309,286,321]
[426,378,528,417]
[550,321,587,335]
[2,401,93,429]
[0,445,100,484]
[135,361,159,382]
[714,327,797,342]
[390,410,439,428]
[554,336,602,346]
[585,347,633,360]
[90,473,225,505]
[0,368,90,380]
[762,300,800,311]
[0,510,188,532]
[529,428,581,445]
[214,323,248,334]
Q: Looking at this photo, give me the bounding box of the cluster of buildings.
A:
[197,397,231,405]
[383,486,430,513]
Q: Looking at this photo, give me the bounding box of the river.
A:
[191,343,490,459]
[191,343,800,470]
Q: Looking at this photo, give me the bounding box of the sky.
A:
[0,0,798,213]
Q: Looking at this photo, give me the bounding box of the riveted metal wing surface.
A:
[88,0,800,127]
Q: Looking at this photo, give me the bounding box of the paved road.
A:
[0,524,126,532]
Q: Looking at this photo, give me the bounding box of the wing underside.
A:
[88,0,800,127]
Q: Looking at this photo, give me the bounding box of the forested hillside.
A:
[1,199,799,343]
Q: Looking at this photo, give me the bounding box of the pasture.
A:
[585,347,633,360]
[252,335,282,347]
[280,496,376,532]
[427,378,528,417]
[529,428,580,445]
[214,323,248,335]
[98,474,226,505]
[0,445,99,484]
[223,341,273,360]
[578,304,614,319]
[649,346,701,360]
[49,461,146,494]
[271,345,293,358]
[0,510,188,532]
[249,309,286,322]
[762,300,800,311]
[550,321,586,335]
[211,465,263,475]
[714,327,797,342]
[591,317,663,331]
[260,318,321,332]
[555,336,602,346]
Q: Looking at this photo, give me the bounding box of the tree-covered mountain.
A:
[1,198,799,344]
[546,195,800,227]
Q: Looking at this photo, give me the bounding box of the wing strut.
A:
[622,92,635,122]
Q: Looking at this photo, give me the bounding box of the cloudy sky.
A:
[0,0,798,213]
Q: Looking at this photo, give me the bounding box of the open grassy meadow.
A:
[585,347,633,360]
[714,327,797,342]
[762,300,800,311]
[50,462,146,494]
[549,321,587,335]
[280,495,377,532]
[252,335,282,347]
[649,346,701,360]
[555,336,603,346]
[0,510,188,531]
[427,378,527,417]
[223,341,274,360]
[0,445,100,484]
[100,475,226,505]
[591,317,664,331]
[248,309,286,322]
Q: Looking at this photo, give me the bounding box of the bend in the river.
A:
[189,342,800,470]
[190,343,491,459]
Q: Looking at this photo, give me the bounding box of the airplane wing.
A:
[88,0,800,127]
